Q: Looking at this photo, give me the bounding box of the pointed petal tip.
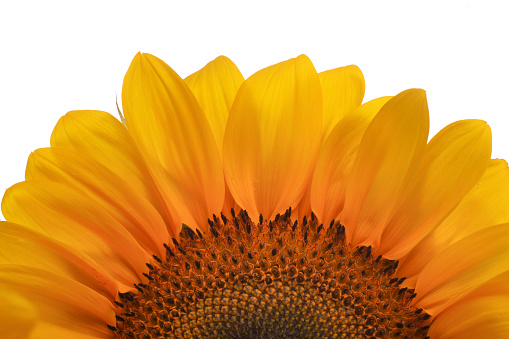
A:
[348,65,364,78]
[477,119,491,135]
[480,119,490,131]
[131,52,160,68]
[341,64,363,73]
[495,158,509,166]
[132,51,143,62]
[456,119,492,146]
[402,88,427,98]
[467,118,488,126]
[295,54,314,66]
[215,55,232,62]
[209,56,241,74]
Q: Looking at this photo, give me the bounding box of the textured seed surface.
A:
[112,209,431,339]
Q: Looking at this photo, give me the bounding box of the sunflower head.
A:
[1,53,508,339]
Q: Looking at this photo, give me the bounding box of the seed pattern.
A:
[111,209,431,339]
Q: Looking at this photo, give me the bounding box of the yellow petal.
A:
[341,89,429,247]
[50,110,181,236]
[0,285,37,339]
[184,56,245,216]
[414,223,509,315]
[294,64,366,220]
[184,56,244,157]
[311,97,391,226]
[398,159,509,284]
[0,265,115,339]
[378,119,492,259]
[26,147,170,254]
[431,159,508,244]
[0,221,122,299]
[2,181,150,288]
[319,65,365,140]
[223,55,322,220]
[428,296,509,339]
[122,53,225,230]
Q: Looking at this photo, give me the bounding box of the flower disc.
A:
[112,209,430,339]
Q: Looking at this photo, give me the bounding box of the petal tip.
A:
[405,88,427,98]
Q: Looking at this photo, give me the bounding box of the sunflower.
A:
[1,53,508,339]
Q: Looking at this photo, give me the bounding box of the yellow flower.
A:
[1,53,508,338]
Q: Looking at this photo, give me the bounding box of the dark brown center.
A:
[109,208,431,339]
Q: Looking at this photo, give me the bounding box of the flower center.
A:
[109,209,431,339]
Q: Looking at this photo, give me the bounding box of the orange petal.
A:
[0,221,122,299]
[184,56,244,216]
[223,55,322,220]
[122,53,225,230]
[378,119,492,259]
[298,64,367,222]
[2,181,150,288]
[460,270,509,300]
[341,89,429,247]
[319,65,365,141]
[419,271,509,336]
[414,223,509,315]
[398,159,509,284]
[428,296,509,339]
[184,56,244,157]
[0,265,115,339]
[295,185,313,221]
[27,147,170,254]
[311,97,391,226]
[50,110,181,237]
[0,285,37,339]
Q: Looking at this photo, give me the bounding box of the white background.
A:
[1,1,508,219]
